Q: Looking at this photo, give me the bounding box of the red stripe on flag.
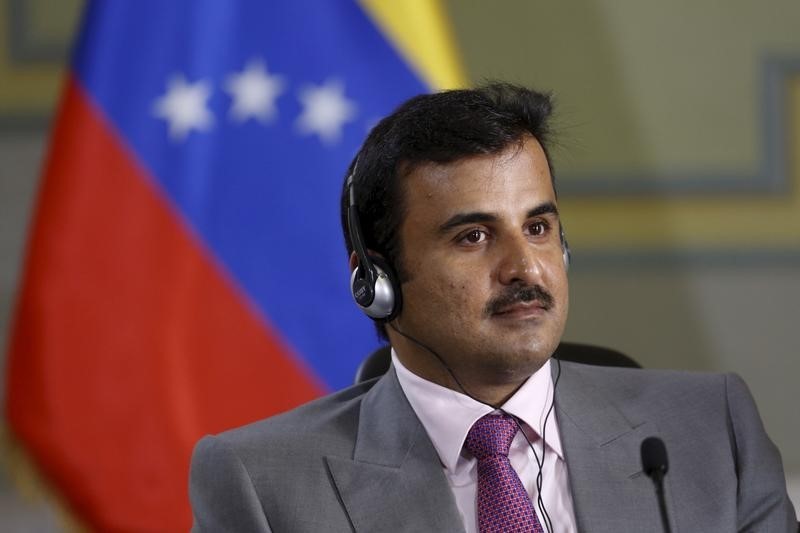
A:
[5,75,325,532]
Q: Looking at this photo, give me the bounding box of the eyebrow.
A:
[437,201,559,234]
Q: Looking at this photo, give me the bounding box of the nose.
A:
[496,234,544,286]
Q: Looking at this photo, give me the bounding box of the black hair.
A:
[341,82,556,340]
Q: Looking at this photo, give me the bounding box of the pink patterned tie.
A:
[465,414,544,533]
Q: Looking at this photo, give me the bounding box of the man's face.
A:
[392,136,568,389]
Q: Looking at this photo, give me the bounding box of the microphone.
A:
[641,436,672,533]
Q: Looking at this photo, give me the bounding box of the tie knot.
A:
[464,414,519,460]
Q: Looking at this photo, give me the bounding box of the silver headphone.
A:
[345,167,402,320]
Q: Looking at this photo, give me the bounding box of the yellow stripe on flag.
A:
[360,0,468,90]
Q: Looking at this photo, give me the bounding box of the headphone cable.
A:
[387,322,559,533]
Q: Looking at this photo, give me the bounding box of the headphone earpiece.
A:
[350,255,402,320]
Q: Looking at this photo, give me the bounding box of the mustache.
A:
[484,284,554,316]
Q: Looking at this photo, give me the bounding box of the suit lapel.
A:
[554,361,665,532]
[326,368,465,532]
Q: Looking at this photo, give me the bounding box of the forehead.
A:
[401,136,555,216]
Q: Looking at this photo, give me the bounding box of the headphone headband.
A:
[346,164,401,320]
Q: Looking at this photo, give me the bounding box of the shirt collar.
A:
[392,349,563,473]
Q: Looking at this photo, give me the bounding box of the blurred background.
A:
[1,0,798,530]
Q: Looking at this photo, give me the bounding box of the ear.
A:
[350,250,387,272]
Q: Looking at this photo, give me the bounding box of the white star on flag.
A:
[296,79,357,145]
[225,59,285,123]
[152,74,214,141]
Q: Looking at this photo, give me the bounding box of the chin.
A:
[482,346,552,379]
[517,331,560,358]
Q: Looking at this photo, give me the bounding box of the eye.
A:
[459,229,487,244]
[527,220,549,236]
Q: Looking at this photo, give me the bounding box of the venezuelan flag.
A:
[5,1,465,531]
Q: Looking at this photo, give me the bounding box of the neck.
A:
[388,328,533,408]
[457,378,528,408]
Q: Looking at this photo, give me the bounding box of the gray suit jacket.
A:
[189,362,796,532]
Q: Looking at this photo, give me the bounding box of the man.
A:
[189,83,796,532]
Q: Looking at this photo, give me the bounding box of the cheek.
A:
[542,256,569,303]
[421,274,483,322]
[551,263,568,290]
[551,267,569,312]
[453,284,477,312]
[433,278,472,307]
[404,254,491,316]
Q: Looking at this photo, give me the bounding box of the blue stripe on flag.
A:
[71,1,429,389]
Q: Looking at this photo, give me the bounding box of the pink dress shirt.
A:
[392,351,578,533]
